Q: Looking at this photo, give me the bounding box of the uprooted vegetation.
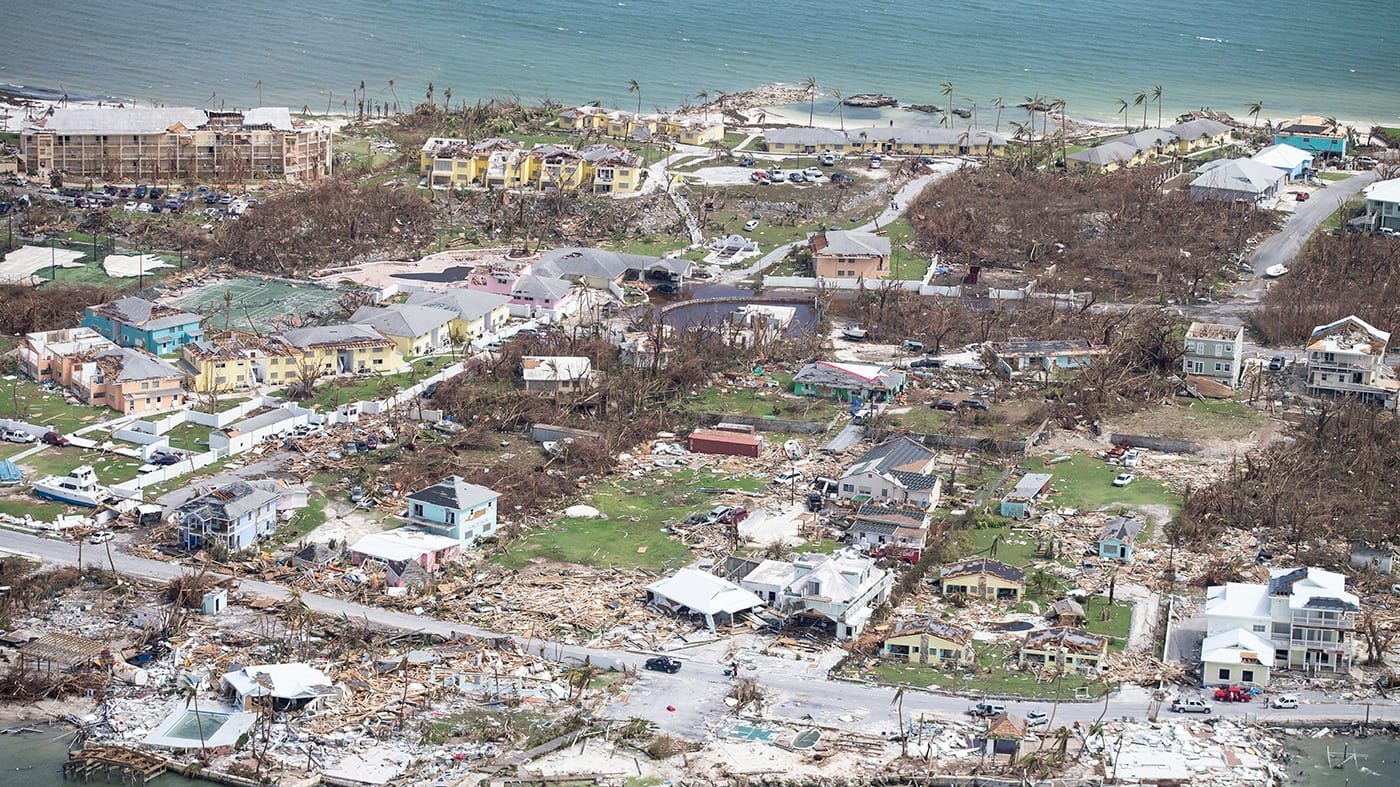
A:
[211,179,435,275]
[1179,404,1400,552]
[908,166,1278,300]
[432,187,681,253]
[0,283,118,335]
[1252,232,1400,345]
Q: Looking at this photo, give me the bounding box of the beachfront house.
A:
[808,229,892,280]
[406,475,500,545]
[1274,116,1347,157]
[1183,321,1246,389]
[881,619,974,666]
[1066,119,1232,173]
[1205,566,1359,677]
[349,303,456,357]
[1165,118,1233,153]
[580,144,644,195]
[222,663,337,712]
[837,437,942,508]
[1201,628,1275,689]
[82,296,205,355]
[1304,315,1398,410]
[762,127,853,155]
[939,558,1025,602]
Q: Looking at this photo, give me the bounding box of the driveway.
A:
[1244,170,1378,296]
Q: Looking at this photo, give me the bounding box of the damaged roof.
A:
[844,436,937,478]
[1099,515,1145,544]
[89,347,184,382]
[281,324,394,350]
[795,360,905,391]
[175,481,279,523]
[349,303,456,339]
[940,557,1025,584]
[90,296,202,331]
[988,338,1101,359]
[890,617,972,644]
[1022,626,1108,654]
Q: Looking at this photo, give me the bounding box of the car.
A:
[88,531,114,545]
[219,194,235,205]
[123,201,139,212]
[1026,710,1049,727]
[767,170,786,183]
[149,187,164,199]
[41,431,70,446]
[788,171,806,183]
[1112,473,1135,487]
[737,154,756,167]
[655,282,680,295]
[959,399,989,411]
[743,219,760,232]
[718,506,749,525]
[802,167,823,179]
[910,358,942,369]
[205,193,220,204]
[772,470,802,486]
[901,339,925,352]
[1,429,35,443]
[135,202,152,213]
[1270,694,1299,709]
[869,155,883,169]
[1268,356,1287,372]
[1357,156,1380,167]
[818,152,836,166]
[644,656,682,673]
[750,170,770,184]
[134,185,148,199]
[149,451,182,466]
[830,172,854,185]
[118,187,132,198]
[1170,696,1211,714]
[918,155,936,165]
[968,701,1006,717]
[932,400,959,412]
[805,491,824,512]
[1378,227,1400,238]
[1121,448,1143,467]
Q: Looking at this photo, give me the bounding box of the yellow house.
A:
[527,144,588,190]
[605,111,657,140]
[940,557,1026,602]
[178,332,301,393]
[1019,627,1109,673]
[349,304,456,358]
[280,324,404,379]
[558,105,612,132]
[581,144,644,195]
[882,619,974,666]
[764,127,854,154]
[421,137,523,187]
[651,114,725,146]
[1166,118,1233,153]
[405,290,513,342]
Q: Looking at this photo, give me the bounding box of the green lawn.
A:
[1113,398,1268,442]
[1083,596,1134,650]
[604,234,691,258]
[16,446,145,486]
[498,468,764,571]
[866,644,1108,698]
[685,373,835,421]
[1024,454,1180,515]
[1318,171,1353,182]
[162,422,213,453]
[267,494,330,549]
[885,405,950,434]
[723,132,749,150]
[964,525,1041,568]
[0,378,109,434]
[1321,197,1365,232]
[298,357,444,410]
[0,495,75,521]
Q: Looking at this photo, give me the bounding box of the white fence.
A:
[186,396,269,429]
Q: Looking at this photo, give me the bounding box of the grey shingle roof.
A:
[1189,158,1285,196]
[890,617,971,643]
[815,229,891,257]
[847,437,936,476]
[940,557,1025,584]
[176,481,279,523]
[92,297,202,332]
[281,324,393,349]
[1099,515,1145,543]
[408,475,499,511]
[512,275,574,301]
[92,347,183,382]
[406,289,512,322]
[1167,118,1231,141]
[349,304,455,339]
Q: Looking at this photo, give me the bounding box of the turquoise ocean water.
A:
[0,0,1397,124]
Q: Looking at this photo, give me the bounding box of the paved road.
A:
[4,528,1396,737]
[1244,171,1379,296]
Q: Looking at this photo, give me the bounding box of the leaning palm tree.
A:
[1152,84,1164,127]
[991,96,1004,132]
[388,78,398,113]
[443,86,452,113]
[1051,97,1068,166]
[1247,100,1264,128]
[628,79,642,116]
[1134,89,1149,129]
[1115,98,1130,130]
[830,87,846,130]
[1010,120,1033,165]
[939,81,955,128]
[802,74,818,127]
[694,89,709,122]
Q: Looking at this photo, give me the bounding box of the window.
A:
[841,483,854,493]
[1214,363,1224,372]
[1218,668,1231,680]
[1252,624,1267,633]
[445,511,457,525]
[412,503,424,518]
[1241,670,1254,683]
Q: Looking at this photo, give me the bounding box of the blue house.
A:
[1098,515,1145,563]
[999,473,1052,519]
[82,297,204,355]
[174,481,280,553]
[1273,117,1346,158]
[406,475,500,544]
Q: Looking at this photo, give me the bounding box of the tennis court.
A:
[172,277,346,330]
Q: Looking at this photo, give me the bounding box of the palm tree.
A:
[1152,85,1164,127]
[966,100,978,129]
[803,74,818,127]
[1010,120,1033,165]
[991,96,1005,132]
[830,87,846,131]
[388,78,398,113]
[1115,98,1130,130]
[939,81,955,128]
[1247,100,1264,128]
[695,89,709,122]
[443,86,452,113]
[426,82,435,108]
[1134,89,1149,129]
[181,673,208,756]
[1051,97,1068,166]
[255,80,263,107]
[627,79,642,116]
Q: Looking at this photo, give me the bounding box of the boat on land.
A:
[32,465,112,507]
[841,325,868,341]
[1264,264,1289,278]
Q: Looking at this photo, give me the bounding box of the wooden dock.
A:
[63,745,168,784]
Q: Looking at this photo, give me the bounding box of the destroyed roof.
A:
[534,247,689,281]
[1186,322,1243,341]
[521,355,593,382]
[421,136,521,157]
[844,436,936,477]
[407,475,499,511]
[30,106,210,135]
[89,347,184,382]
[1099,515,1145,543]
[240,107,295,131]
[222,663,337,701]
[940,557,1025,584]
[812,229,891,257]
[1022,626,1109,654]
[1307,315,1390,355]
[1189,158,1285,195]
[1049,598,1086,619]
[890,617,971,644]
[988,338,1100,358]
[1007,472,1053,500]
[1278,116,1341,136]
[647,567,764,616]
[349,528,462,563]
[579,143,642,167]
[281,323,394,350]
[90,296,202,331]
[405,288,512,321]
[795,360,905,391]
[349,303,456,339]
[293,542,338,566]
[175,481,279,522]
[18,632,107,667]
[985,713,1028,739]
[1201,628,1275,667]
[183,332,297,361]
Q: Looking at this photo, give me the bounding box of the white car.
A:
[744,219,760,232]
[135,202,152,213]
[772,469,802,486]
[88,530,114,544]
[768,170,787,183]
[1269,694,1299,709]
[818,152,837,166]
[802,167,823,179]
[124,201,139,212]
[869,155,883,169]
[1121,448,1143,468]
[0,429,35,443]
[1112,473,1135,487]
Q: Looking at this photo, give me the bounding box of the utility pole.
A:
[49,236,56,280]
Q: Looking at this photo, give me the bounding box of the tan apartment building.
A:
[23,106,331,183]
[808,229,892,280]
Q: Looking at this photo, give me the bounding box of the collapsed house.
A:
[881,618,975,666]
[728,549,893,639]
[221,663,338,712]
[1019,627,1110,672]
[846,503,932,562]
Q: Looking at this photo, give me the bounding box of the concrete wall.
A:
[186,397,270,429]
[1109,432,1202,454]
[696,412,827,435]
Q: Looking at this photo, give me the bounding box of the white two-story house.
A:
[1305,315,1398,410]
[736,549,893,640]
[1204,567,1359,687]
[1183,322,1245,389]
[837,437,942,509]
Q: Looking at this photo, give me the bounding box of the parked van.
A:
[969,702,1006,717]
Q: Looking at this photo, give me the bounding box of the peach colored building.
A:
[17,327,118,388]
[809,229,892,281]
[70,347,187,415]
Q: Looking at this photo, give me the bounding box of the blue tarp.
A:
[0,459,22,484]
